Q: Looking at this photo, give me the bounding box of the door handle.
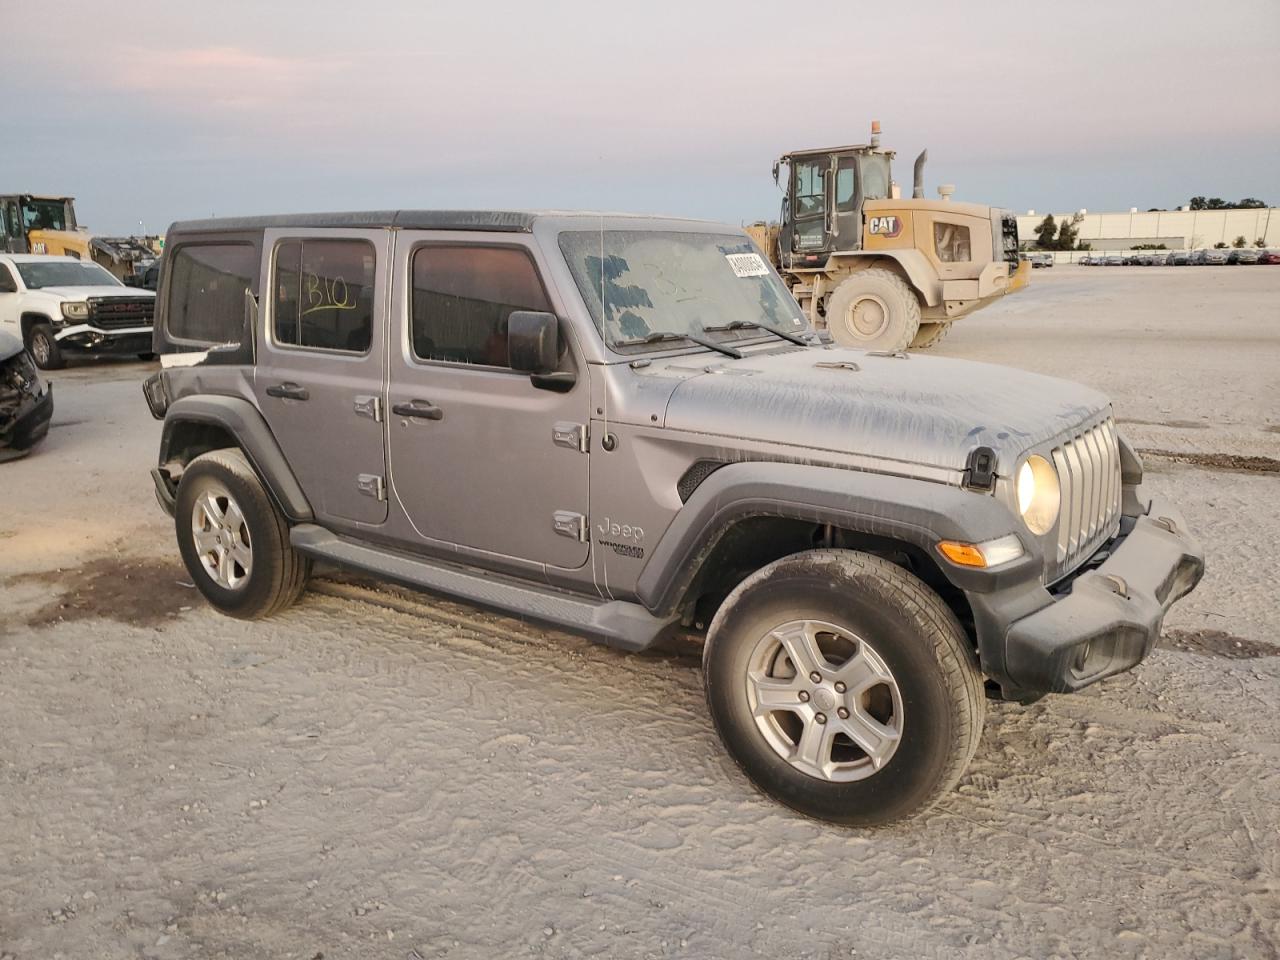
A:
[266,382,309,401]
[392,399,444,421]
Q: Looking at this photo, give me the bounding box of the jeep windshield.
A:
[557,230,806,352]
[15,261,122,289]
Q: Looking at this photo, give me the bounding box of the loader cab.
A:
[776,147,894,270]
[0,195,78,253]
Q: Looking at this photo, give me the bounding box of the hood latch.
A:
[964,446,997,491]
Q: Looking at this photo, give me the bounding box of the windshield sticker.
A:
[725,252,769,278]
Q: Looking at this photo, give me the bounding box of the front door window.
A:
[793,161,826,218]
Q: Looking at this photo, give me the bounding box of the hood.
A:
[31,286,154,300]
[661,347,1110,474]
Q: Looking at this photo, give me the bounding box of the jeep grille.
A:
[87,297,155,330]
[1047,417,1122,583]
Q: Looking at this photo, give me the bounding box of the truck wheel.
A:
[174,448,310,620]
[703,549,984,826]
[27,323,65,370]
[909,321,951,350]
[824,269,921,352]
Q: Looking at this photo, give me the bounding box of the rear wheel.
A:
[908,321,951,350]
[823,269,921,352]
[175,448,310,619]
[703,549,984,826]
[27,323,64,370]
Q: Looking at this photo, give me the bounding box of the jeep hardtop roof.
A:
[167,210,720,235]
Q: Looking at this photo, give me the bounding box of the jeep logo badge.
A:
[867,215,902,238]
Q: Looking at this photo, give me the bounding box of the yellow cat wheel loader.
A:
[746,122,1030,351]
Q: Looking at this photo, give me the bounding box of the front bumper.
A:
[974,497,1203,697]
[55,324,153,356]
[0,382,53,457]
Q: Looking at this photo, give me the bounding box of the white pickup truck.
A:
[0,253,156,369]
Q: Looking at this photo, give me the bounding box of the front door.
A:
[4,200,26,253]
[790,157,831,257]
[386,234,590,570]
[254,227,389,526]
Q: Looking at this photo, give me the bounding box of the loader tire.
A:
[909,321,951,350]
[824,269,920,352]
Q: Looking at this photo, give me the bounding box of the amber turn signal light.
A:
[937,541,987,567]
[936,534,1025,570]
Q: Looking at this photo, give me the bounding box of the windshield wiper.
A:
[701,320,812,347]
[614,330,743,359]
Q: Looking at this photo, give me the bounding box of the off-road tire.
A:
[175,448,310,620]
[823,269,921,352]
[703,549,984,826]
[27,323,65,370]
[908,321,951,350]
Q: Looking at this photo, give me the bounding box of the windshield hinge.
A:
[553,421,588,453]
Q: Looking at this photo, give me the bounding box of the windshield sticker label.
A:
[725,252,769,278]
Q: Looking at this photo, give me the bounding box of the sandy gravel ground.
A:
[1,267,1277,960]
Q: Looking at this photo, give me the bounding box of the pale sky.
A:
[5,0,1278,234]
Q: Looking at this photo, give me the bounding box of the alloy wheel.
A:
[744,619,904,782]
[190,484,253,589]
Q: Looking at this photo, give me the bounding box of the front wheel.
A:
[823,269,921,352]
[28,323,65,370]
[175,448,310,619]
[703,549,984,826]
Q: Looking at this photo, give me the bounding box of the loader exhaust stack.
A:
[912,150,928,199]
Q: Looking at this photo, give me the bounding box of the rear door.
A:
[254,228,389,526]
[386,233,591,569]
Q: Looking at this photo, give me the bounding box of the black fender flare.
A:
[636,461,1041,615]
[160,395,313,521]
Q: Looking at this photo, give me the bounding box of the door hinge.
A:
[356,474,386,501]
[354,395,382,422]
[552,421,588,453]
[552,510,587,542]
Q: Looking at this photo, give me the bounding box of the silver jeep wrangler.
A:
[143,211,1204,825]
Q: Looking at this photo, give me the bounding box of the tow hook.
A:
[1101,574,1130,600]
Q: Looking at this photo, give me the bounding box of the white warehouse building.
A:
[1015,207,1280,252]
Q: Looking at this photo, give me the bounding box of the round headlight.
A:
[1016,454,1061,535]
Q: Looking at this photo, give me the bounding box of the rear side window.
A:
[410,246,550,368]
[166,244,257,344]
[273,239,375,353]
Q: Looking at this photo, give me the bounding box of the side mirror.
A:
[507,310,559,374]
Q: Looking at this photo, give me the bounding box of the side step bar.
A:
[289,524,677,652]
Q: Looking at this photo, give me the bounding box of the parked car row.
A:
[1079,249,1279,266]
